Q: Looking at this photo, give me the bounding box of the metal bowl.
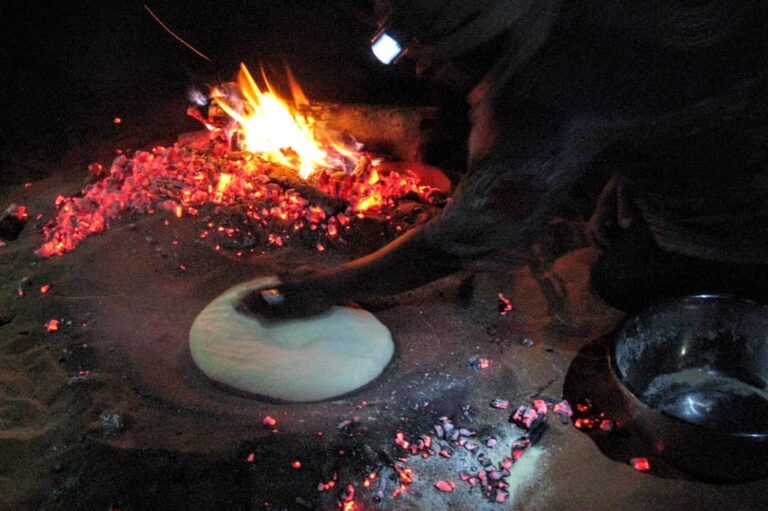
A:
[612,294,768,480]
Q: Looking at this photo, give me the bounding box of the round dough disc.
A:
[189,277,394,402]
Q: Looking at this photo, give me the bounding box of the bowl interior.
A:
[614,295,768,435]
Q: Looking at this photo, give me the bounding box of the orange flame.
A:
[215,63,348,179]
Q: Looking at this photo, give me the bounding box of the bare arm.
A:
[239,224,461,318]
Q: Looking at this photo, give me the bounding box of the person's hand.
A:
[237,267,337,320]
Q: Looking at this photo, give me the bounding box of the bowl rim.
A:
[610,294,768,439]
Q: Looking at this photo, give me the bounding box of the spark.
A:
[143,4,213,62]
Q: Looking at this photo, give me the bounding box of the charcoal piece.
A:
[490,397,509,410]
[526,420,549,445]
[294,496,314,509]
[0,204,27,241]
[99,413,125,435]
[0,310,14,327]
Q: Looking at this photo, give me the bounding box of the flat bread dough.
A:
[189,277,394,402]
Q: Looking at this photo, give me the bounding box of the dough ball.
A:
[189,277,394,402]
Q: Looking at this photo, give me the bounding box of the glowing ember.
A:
[338,484,356,510]
[262,415,277,427]
[39,284,51,294]
[291,459,302,469]
[37,140,439,258]
[497,292,512,315]
[36,65,444,258]
[362,470,379,489]
[553,400,573,417]
[317,474,337,492]
[45,319,60,332]
[12,205,28,221]
[631,457,651,472]
[395,466,413,485]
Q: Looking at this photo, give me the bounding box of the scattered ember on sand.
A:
[490,397,510,410]
[361,469,378,489]
[469,355,491,372]
[631,457,652,472]
[262,415,277,427]
[571,399,619,432]
[317,473,338,492]
[383,399,555,505]
[44,318,60,332]
[497,292,513,315]
[246,453,255,463]
[291,459,302,469]
[39,284,51,294]
[533,399,548,415]
[553,400,573,418]
[12,205,27,221]
[511,405,541,429]
[337,484,357,510]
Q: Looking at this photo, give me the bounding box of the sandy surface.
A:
[2,146,767,510]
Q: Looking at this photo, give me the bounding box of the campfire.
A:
[15,61,587,510]
[36,63,446,258]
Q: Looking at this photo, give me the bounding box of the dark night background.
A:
[0,0,463,187]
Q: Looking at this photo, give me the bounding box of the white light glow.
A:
[372,33,403,65]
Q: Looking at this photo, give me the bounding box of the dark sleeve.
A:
[423,96,617,271]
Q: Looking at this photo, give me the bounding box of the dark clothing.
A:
[590,216,768,312]
[424,1,768,270]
